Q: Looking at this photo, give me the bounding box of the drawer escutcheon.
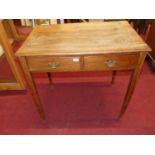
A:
[48,62,60,69]
[104,60,117,67]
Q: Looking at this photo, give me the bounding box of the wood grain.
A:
[84,53,139,71]
[27,56,81,72]
[26,53,139,72]
[16,21,151,57]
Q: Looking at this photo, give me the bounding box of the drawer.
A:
[84,53,139,71]
[27,56,81,72]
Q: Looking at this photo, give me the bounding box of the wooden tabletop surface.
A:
[16,21,151,56]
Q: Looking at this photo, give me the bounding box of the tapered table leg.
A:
[111,70,116,84]
[47,72,52,85]
[118,52,147,118]
[19,57,45,119]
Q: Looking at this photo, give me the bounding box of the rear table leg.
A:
[47,72,52,85]
[111,70,116,84]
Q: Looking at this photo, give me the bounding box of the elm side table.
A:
[16,21,151,119]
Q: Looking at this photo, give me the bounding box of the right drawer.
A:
[84,53,139,71]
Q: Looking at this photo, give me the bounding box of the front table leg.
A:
[19,57,46,119]
[119,52,147,118]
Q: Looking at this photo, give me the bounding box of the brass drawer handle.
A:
[104,60,117,67]
[48,62,60,68]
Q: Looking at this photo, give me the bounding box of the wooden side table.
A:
[16,21,151,119]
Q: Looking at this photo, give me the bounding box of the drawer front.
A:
[27,56,81,72]
[84,54,139,71]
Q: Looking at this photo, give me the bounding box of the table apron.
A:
[25,53,140,72]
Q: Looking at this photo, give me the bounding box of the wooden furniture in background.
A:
[15,19,64,27]
[16,21,151,119]
[2,20,19,40]
[146,20,155,69]
[0,20,25,90]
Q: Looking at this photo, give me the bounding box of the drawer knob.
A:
[104,60,117,67]
[48,62,60,68]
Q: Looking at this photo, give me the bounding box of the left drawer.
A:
[26,56,81,72]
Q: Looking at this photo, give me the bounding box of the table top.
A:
[16,21,151,57]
